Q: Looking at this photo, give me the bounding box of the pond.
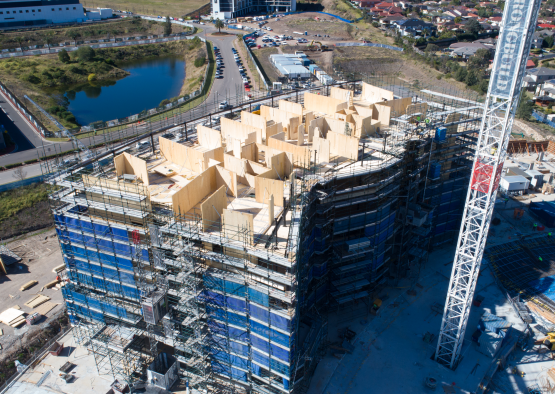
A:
[62,56,186,125]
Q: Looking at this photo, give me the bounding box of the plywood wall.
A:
[353,105,373,118]
[215,165,238,197]
[221,118,263,145]
[373,104,392,127]
[260,106,300,132]
[268,134,311,168]
[445,113,461,134]
[255,173,284,207]
[201,186,228,232]
[242,143,256,161]
[279,100,303,116]
[327,130,359,161]
[171,167,216,215]
[222,209,254,245]
[241,111,267,130]
[312,135,330,163]
[375,97,412,116]
[197,125,222,149]
[304,92,348,116]
[114,152,150,186]
[256,144,292,176]
[361,82,394,103]
[160,137,205,173]
[330,87,352,104]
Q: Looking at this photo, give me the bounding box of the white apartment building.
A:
[212,0,296,19]
[0,0,86,28]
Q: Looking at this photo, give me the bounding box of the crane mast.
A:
[435,0,542,369]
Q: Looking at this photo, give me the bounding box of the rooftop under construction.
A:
[37,77,486,393]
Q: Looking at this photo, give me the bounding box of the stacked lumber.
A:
[24,295,51,309]
[33,302,57,316]
[20,280,38,291]
[0,308,26,327]
[527,302,555,325]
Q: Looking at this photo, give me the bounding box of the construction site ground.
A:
[0,228,65,363]
[307,155,555,394]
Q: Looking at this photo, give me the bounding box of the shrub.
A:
[194,56,206,67]
[75,45,95,62]
[25,74,40,84]
[24,159,38,164]
[372,22,379,27]
[88,73,97,82]
[58,49,70,63]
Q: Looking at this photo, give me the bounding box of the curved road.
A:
[0,23,250,168]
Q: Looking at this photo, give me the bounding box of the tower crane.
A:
[435,0,542,369]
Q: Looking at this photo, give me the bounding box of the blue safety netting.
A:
[60,243,135,272]
[63,287,135,321]
[55,214,130,243]
[66,269,140,300]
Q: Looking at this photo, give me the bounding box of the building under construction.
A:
[41,79,483,393]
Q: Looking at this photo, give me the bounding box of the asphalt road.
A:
[0,23,249,169]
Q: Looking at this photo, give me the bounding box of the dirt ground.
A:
[0,228,65,363]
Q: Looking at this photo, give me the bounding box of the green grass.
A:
[0,183,48,223]
[81,0,208,18]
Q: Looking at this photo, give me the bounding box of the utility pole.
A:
[435,0,542,369]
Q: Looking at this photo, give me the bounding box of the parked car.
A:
[219,101,231,110]
[136,140,151,150]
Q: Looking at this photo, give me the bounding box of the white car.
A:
[242,77,249,83]
[219,101,231,110]
[136,140,151,150]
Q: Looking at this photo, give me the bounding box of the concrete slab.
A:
[4,329,113,394]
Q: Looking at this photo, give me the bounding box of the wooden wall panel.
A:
[171,167,215,215]
[256,144,292,176]
[114,152,150,186]
[373,104,391,126]
[330,87,352,103]
[215,165,238,197]
[361,82,394,103]
[197,125,222,148]
[304,92,348,116]
[222,209,254,245]
[313,135,330,163]
[375,97,412,116]
[279,100,303,116]
[221,118,263,145]
[268,135,311,168]
[201,186,228,232]
[242,143,256,161]
[406,103,428,118]
[327,130,359,160]
[160,137,204,173]
[255,175,284,207]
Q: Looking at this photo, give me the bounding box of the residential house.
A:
[489,16,502,26]
[538,24,555,30]
[479,23,499,34]
[523,67,555,91]
[436,20,456,32]
[473,37,496,49]
[433,14,455,24]
[539,17,555,25]
[536,79,555,99]
[351,0,381,7]
[532,32,544,49]
[395,18,436,36]
[451,46,484,59]
[380,15,406,25]
[395,1,413,10]
[449,41,493,59]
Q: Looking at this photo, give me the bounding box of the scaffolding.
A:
[41,76,483,393]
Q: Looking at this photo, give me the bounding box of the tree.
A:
[58,49,70,63]
[455,66,467,82]
[75,45,95,62]
[425,43,439,53]
[516,90,534,120]
[468,48,491,68]
[478,79,489,94]
[44,32,54,49]
[454,16,462,23]
[164,16,172,35]
[465,19,481,36]
[497,1,505,11]
[450,0,460,4]
[465,69,478,86]
[88,73,97,82]
[12,167,27,181]
[215,18,224,33]
[544,35,554,48]
[67,29,80,40]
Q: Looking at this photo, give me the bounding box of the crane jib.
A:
[491,0,537,98]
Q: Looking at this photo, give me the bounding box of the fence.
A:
[533,110,555,129]
[0,175,46,192]
[334,42,404,52]
[0,80,49,137]
[0,31,196,59]
[242,33,271,90]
